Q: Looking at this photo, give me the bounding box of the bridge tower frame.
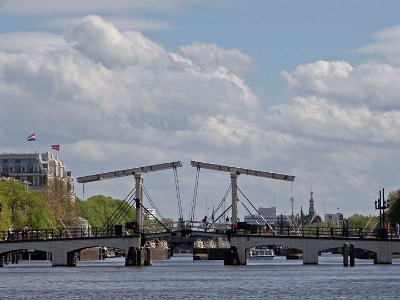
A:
[76,161,183,233]
[190,161,295,227]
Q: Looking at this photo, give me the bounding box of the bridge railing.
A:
[0,224,394,242]
[0,225,141,242]
[230,225,391,239]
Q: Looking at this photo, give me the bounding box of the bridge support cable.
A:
[210,204,232,224]
[189,166,201,226]
[190,161,295,228]
[173,166,183,224]
[284,214,297,230]
[237,199,262,228]
[143,185,165,221]
[105,193,136,228]
[307,214,317,226]
[59,219,72,238]
[42,212,61,235]
[100,187,136,232]
[135,199,171,233]
[237,186,276,234]
[206,184,232,224]
[76,161,183,234]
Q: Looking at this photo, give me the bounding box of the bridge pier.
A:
[343,243,349,266]
[67,252,76,266]
[52,250,76,267]
[374,242,392,264]
[224,246,241,265]
[303,240,318,264]
[125,247,151,266]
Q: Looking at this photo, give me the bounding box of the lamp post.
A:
[375,188,390,232]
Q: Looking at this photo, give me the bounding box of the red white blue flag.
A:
[26,132,36,142]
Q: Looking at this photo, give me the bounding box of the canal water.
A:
[1,254,400,299]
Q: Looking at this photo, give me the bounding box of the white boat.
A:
[250,247,275,260]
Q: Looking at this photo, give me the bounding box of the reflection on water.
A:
[1,254,400,299]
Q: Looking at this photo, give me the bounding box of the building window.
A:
[33,164,39,173]
[3,159,8,163]
[33,177,39,187]
[8,165,14,173]
[21,165,27,173]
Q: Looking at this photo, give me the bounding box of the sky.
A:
[1,0,400,222]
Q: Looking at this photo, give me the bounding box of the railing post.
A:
[317,227,319,237]
[287,226,290,236]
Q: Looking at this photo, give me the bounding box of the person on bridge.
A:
[386,223,391,238]
[21,226,28,239]
[7,225,14,241]
[202,216,208,231]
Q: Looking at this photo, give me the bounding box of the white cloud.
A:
[355,25,400,65]
[0,15,260,160]
[0,32,67,53]
[281,60,400,110]
[3,15,400,219]
[65,15,169,69]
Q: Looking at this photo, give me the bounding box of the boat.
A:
[249,247,275,260]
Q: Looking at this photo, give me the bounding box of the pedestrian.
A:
[386,223,391,238]
[396,222,399,239]
[7,225,14,240]
[21,226,29,239]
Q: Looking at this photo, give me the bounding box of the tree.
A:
[386,189,400,226]
[75,195,135,228]
[0,180,56,230]
[42,177,76,226]
[347,214,378,230]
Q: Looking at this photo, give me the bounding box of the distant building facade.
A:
[325,213,344,227]
[145,208,156,220]
[244,207,277,227]
[0,152,74,197]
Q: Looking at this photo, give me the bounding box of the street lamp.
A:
[375,188,390,237]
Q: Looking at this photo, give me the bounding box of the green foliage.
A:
[43,177,76,226]
[0,180,56,231]
[75,195,136,228]
[387,189,400,226]
[347,214,378,230]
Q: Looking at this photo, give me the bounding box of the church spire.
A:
[309,189,315,217]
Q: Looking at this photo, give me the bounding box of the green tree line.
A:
[0,180,135,232]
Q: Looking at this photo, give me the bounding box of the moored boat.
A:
[249,247,275,260]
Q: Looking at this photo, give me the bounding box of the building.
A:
[325,213,344,227]
[244,207,277,227]
[0,152,74,198]
[145,208,156,220]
